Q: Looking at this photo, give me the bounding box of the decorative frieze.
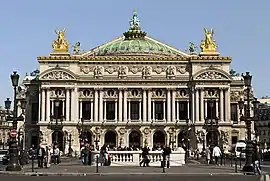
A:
[142,66,152,79]
[176,65,187,74]
[118,66,128,79]
[127,89,142,98]
[41,70,75,80]
[230,90,243,102]
[166,65,176,79]
[79,89,94,99]
[175,89,189,99]
[196,71,227,80]
[94,66,104,79]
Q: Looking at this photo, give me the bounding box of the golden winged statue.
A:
[52,28,69,53]
[200,28,217,53]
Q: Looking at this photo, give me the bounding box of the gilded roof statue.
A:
[200,28,218,55]
[52,28,69,53]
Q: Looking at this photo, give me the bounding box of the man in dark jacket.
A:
[162,145,172,168]
[140,146,149,167]
[37,145,45,168]
[252,145,262,175]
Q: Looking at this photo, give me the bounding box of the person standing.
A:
[162,145,172,168]
[205,146,211,164]
[212,145,221,166]
[140,146,149,167]
[45,146,51,168]
[253,145,262,175]
[37,145,45,168]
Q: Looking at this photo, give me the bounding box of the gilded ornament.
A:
[200,28,217,53]
[52,28,69,53]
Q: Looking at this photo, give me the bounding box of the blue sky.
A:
[0,0,269,106]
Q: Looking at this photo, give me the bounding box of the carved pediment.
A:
[193,69,231,81]
[40,69,76,81]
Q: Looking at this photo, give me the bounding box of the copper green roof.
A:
[83,11,189,57]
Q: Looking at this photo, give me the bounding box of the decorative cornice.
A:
[37,55,232,62]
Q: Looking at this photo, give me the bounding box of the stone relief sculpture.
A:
[41,71,74,80]
[94,66,104,79]
[166,65,176,79]
[142,66,152,79]
[129,65,140,74]
[105,66,117,74]
[220,130,229,145]
[80,66,92,74]
[196,71,227,80]
[153,66,165,74]
[118,66,128,79]
[176,65,187,74]
[230,91,243,102]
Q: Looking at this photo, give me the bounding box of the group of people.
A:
[203,144,263,175]
[33,144,61,168]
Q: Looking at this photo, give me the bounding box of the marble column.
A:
[139,101,142,121]
[99,90,104,122]
[79,100,83,119]
[94,89,99,122]
[62,100,65,118]
[191,88,195,123]
[41,88,46,122]
[167,90,171,122]
[128,100,131,121]
[46,88,50,121]
[176,101,179,121]
[163,101,166,121]
[147,90,152,121]
[171,90,176,122]
[200,89,204,122]
[152,101,155,120]
[195,88,200,122]
[74,87,79,122]
[118,89,123,122]
[143,89,147,122]
[220,89,224,121]
[205,100,208,118]
[224,88,230,122]
[90,101,93,121]
[216,100,219,118]
[123,89,128,122]
[187,101,190,119]
[66,89,70,121]
[115,100,117,121]
[104,101,107,121]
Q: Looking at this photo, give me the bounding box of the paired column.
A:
[176,101,179,121]
[195,88,200,122]
[205,100,208,118]
[94,89,99,122]
[200,89,204,121]
[128,100,131,121]
[46,88,50,121]
[142,89,147,122]
[123,89,128,122]
[191,88,195,122]
[224,88,230,122]
[220,88,224,121]
[115,100,118,121]
[104,101,107,121]
[90,101,93,121]
[167,90,171,122]
[139,101,142,121]
[74,87,79,122]
[152,101,155,120]
[171,90,176,122]
[163,101,166,120]
[118,89,123,122]
[99,90,104,122]
[65,89,70,121]
[79,100,83,119]
[147,90,152,121]
[41,88,46,122]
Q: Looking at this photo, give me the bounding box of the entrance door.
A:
[153,130,166,149]
[206,131,219,146]
[104,131,117,148]
[129,131,141,149]
[52,131,64,151]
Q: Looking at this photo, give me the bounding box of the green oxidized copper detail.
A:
[124,10,146,40]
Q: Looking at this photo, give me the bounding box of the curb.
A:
[0,171,245,176]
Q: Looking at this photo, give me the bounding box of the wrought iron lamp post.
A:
[238,72,260,173]
[6,72,24,171]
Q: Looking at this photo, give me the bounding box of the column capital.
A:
[94,87,103,91]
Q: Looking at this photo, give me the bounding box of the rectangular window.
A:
[179,101,188,120]
[31,103,39,123]
[155,101,163,120]
[131,101,139,120]
[82,101,91,120]
[53,100,63,119]
[231,103,238,124]
[106,101,115,120]
[207,101,216,119]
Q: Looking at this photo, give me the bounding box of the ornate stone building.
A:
[21,12,255,153]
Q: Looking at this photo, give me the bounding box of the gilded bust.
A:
[52,28,69,53]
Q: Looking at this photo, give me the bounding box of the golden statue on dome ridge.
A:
[200,28,217,53]
[52,28,69,53]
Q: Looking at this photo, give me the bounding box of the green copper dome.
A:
[96,11,181,56]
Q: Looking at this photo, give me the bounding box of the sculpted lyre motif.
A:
[52,28,69,52]
[200,28,217,53]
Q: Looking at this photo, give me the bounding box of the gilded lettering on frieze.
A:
[196,82,228,85]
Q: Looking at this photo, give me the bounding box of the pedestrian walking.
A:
[162,145,172,168]
[140,146,150,167]
[253,145,262,175]
[44,146,51,168]
[212,145,221,166]
[205,146,211,164]
[37,145,45,168]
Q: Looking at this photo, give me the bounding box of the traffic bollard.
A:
[31,152,34,172]
[234,157,237,173]
[230,153,233,167]
[239,153,242,169]
[96,155,99,173]
[162,156,165,173]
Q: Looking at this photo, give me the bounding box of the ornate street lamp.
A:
[238,71,258,173]
[6,71,24,171]
[4,98,11,113]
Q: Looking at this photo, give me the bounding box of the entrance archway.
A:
[79,131,92,147]
[52,131,64,151]
[129,131,141,149]
[206,131,219,146]
[177,131,186,147]
[104,131,117,148]
[153,130,166,149]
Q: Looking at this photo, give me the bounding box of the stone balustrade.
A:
[90,149,186,166]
